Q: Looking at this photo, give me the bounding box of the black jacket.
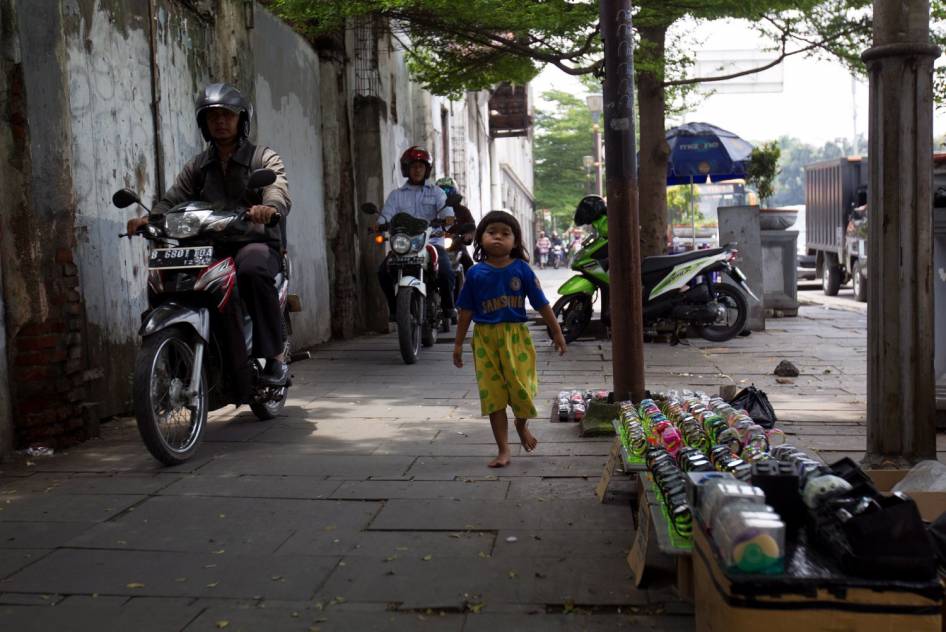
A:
[153,141,291,247]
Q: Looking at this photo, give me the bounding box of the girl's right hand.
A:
[552,332,567,355]
[453,345,463,368]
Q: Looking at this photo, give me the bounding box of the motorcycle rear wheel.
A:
[251,314,291,420]
[133,325,207,465]
[397,289,421,364]
[697,283,748,342]
[550,293,594,342]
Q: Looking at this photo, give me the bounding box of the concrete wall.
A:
[253,7,330,346]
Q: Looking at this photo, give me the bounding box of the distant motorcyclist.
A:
[126,83,291,390]
[376,146,455,320]
[436,177,475,272]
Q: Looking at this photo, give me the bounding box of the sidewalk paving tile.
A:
[3,548,339,600]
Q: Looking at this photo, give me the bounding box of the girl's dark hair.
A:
[473,210,529,262]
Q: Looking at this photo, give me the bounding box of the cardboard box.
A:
[693,523,943,632]
[865,469,946,523]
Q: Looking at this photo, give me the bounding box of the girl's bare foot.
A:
[515,418,538,452]
[488,451,511,468]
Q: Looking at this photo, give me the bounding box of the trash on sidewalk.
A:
[20,445,54,457]
[773,360,799,377]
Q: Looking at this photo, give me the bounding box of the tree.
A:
[272,0,946,255]
[768,135,864,206]
[533,91,595,230]
[667,185,701,225]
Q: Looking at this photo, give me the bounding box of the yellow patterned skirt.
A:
[471,322,538,419]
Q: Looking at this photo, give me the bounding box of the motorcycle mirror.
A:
[112,188,142,209]
[247,168,277,190]
[361,202,379,215]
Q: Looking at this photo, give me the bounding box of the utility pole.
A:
[600,0,645,402]
[863,0,940,465]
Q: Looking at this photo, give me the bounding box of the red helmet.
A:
[400,146,432,179]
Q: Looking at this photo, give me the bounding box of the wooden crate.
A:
[693,523,943,632]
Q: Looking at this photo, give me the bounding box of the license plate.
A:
[149,246,214,269]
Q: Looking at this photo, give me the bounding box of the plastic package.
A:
[892,460,946,493]
[712,503,785,574]
[700,480,767,526]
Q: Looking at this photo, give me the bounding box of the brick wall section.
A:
[10,247,95,449]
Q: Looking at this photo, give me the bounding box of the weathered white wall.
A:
[253,7,331,346]
[64,1,160,414]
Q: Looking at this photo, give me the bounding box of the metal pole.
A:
[690,176,696,250]
[593,123,603,197]
[600,0,645,402]
[863,0,939,465]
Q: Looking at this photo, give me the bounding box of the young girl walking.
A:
[453,211,567,468]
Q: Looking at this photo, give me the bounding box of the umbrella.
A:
[665,122,754,248]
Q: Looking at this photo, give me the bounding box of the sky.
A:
[531,18,946,148]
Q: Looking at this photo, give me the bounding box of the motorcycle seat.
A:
[641,247,725,274]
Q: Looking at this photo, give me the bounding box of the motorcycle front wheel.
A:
[697,283,748,342]
[397,289,422,364]
[550,293,594,342]
[133,326,207,465]
[251,314,291,420]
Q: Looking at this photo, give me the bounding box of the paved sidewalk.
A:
[1,272,938,631]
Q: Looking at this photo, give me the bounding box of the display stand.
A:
[627,472,694,600]
[692,520,943,632]
[594,436,623,501]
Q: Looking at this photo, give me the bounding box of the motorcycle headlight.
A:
[391,233,412,255]
[165,211,212,239]
[444,237,454,249]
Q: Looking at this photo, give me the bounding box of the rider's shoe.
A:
[260,360,289,386]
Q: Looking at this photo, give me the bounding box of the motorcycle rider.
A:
[125,83,291,391]
[376,146,455,320]
[436,177,475,272]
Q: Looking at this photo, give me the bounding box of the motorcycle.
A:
[112,169,301,465]
[551,243,564,269]
[362,203,451,364]
[553,202,757,344]
[444,222,476,323]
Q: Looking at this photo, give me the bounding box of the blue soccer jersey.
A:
[456,259,549,324]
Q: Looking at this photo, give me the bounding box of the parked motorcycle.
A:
[112,169,300,465]
[363,203,450,364]
[553,196,757,343]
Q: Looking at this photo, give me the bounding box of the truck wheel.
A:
[852,260,867,302]
[822,262,842,296]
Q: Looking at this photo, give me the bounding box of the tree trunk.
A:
[636,24,671,258]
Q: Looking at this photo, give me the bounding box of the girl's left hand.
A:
[453,345,464,368]
[553,333,567,355]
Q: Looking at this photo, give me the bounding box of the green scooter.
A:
[553,196,757,343]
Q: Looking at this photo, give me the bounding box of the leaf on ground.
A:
[468,602,485,614]
[478,551,491,559]
[507,570,518,578]
[206,582,219,588]
[385,555,397,562]
[563,599,576,614]
[126,582,145,589]
[215,621,229,629]
[422,554,433,561]
[449,533,461,539]
[218,513,226,518]
[174,577,187,583]
[213,549,225,555]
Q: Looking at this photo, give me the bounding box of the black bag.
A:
[729,384,777,429]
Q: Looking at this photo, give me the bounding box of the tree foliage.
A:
[768,135,863,206]
[532,91,595,230]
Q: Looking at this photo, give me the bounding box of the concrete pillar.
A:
[352,95,392,333]
[862,0,941,465]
